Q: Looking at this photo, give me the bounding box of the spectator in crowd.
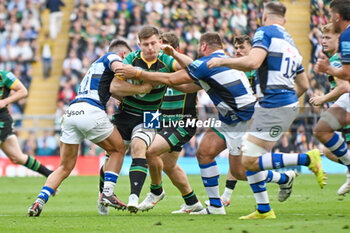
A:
[41,33,53,79]
[36,130,58,156]
[273,133,296,153]
[295,124,309,153]
[47,0,65,39]
[22,131,37,157]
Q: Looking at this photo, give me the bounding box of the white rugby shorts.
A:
[212,120,249,155]
[334,92,350,113]
[60,102,114,144]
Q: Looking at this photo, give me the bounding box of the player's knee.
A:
[131,141,147,158]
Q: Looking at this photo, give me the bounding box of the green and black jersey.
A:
[0,70,19,141]
[328,53,341,90]
[120,50,177,115]
[245,70,256,93]
[325,53,350,143]
[0,70,19,115]
[160,87,197,122]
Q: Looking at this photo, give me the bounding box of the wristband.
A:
[135,69,142,79]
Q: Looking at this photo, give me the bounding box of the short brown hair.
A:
[234,35,252,46]
[161,32,179,49]
[321,23,338,34]
[108,39,132,53]
[265,2,286,18]
[138,25,160,41]
[199,32,223,49]
[330,0,350,21]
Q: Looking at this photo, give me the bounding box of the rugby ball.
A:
[126,79,146,98]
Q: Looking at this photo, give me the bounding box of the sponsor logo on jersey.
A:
[66,110,85,117]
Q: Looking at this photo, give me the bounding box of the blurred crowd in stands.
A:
[0,0,334,157]
[0,0,46,118]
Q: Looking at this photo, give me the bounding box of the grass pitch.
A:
[0,174,349,233]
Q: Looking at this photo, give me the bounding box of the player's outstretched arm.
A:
[316,53,350,81]
[110,76,152,97]
[116,66,193,86]
[172,83,202,93]
[206,48,267,71]
[161,45,193,69]
[0,79,28,109]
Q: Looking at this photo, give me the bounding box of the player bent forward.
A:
[27,40,151,217]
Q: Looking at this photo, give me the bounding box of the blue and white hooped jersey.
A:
[187,50,256,125]
[252,24,304,108]
[339,25,350,65]
[70,52,122,110]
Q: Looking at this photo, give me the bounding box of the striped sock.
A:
[259,152,310,170]
[24,155,52,177]
[325,133,350,171]
[150,182,163,196]
[183,190,198,206]
[103,171,118,196]
[246,171,270,213]
[199,161,221,207]
[265,170,289,184]
[129,158,148,197]
[37,186,55,203]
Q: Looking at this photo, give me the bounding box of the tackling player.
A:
[27,40,151,217]
[207,2,324,219]
[116,32,257,215]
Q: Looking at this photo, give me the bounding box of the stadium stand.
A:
[0,0,331,157]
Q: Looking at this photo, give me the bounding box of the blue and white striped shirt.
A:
[187,50,256,125]
[252,24,304,108]
[71,52,122,110]
[339,25,350,65]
